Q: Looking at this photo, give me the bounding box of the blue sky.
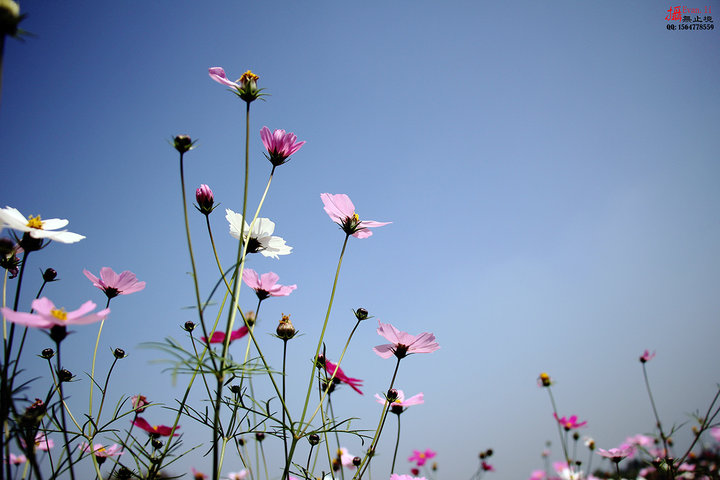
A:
[1,1,719,479]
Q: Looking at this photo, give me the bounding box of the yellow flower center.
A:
[26,215,43,229]
[239,70,259,83]
[419,453,426,459]
[97,447,106,453]
[352,213,359,222]
[50,308,67,321]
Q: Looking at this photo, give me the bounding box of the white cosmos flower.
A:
[0,207,85,244]
[225,209,292,259]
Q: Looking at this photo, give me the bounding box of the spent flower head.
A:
[208,67,263,103]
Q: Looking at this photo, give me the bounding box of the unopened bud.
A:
[486,449,493,457]
[183,321,195,332]
[113,348,126,359]
[366,447,375,457]
[173,135,194,154]
[354,308,368,320]
[42,268,58,282]
[352,457,361,466]
[151,438,163,450]
[58,369,73,383]
[255,432,265,442]
[195,184,215,215]
[238,438,245,446]
[116,466,133,480]
[40,348,54,359]
[230,385,241,394]
[386,389,399,402]
[309,434,320,446]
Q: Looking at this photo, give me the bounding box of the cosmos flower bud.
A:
[276,313,296,340]
[0,0,21,37]
[42,268,57,282]
[354,308,369,320]
[173,135,194,154]
[151,438,164,450]
[386,389,399,402]
[238,438,245,446]
[113,348,126,359]
[309,434,320,446]
[116,466,133,480]
[485,449,493,457]
[195,184,215,216]
[255,432,265,442]
[230,385,241,394]
[183,321,195,332]
[58,369,73,383]
[40,348,54,359]
[352,457,361,466]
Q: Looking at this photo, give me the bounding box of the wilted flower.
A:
[1,298,109,329]
[242,269,296,299]
[640,349,656,363]
[195,184,216,215]
[373,321,439,359]
[208,67,262,103]
[225,210,292,259]
[554,413,587,430]
[260,126,305,167]
[84,267,145,299]
[408,449,436,467]
[132,417,180,437]
[320,193,390,239]
[0,206,84,244]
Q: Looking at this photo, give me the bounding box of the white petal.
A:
[41,218,69,230]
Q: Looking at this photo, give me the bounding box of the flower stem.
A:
[390,413,401,474]
[87,297,111,435]
[642,363,669,458]
[282,338,289,464]
[54,341,76,480]
[545,386,571,467]
[298,235,350,428]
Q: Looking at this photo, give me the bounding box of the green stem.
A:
[54,342,75,480]
[282,339,289,464]
[298,235,350,428]
[546,387,570,466]
[642,363,669,459]
[390,413,401,474]
[87,297,111,435]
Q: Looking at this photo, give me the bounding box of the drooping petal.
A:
[208,67,239,88]
[372,343,396,359]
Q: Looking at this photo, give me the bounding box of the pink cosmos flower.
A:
[5,453,26,465]
[242,269,297,300]
[319,356,363,394]
[228,471,249,480]
[596,445,635,462]
[391,475,427,480]
[373,321,439,359]
[132,417,180,437]
[191,467,208,480]
[131,395,149,413]
[408,449,436,466]
[374,390,424,413]
[481,461,495,472]
[201,326,249,344]
[84,267,145,299]
[0,298,110,329]
[260,126,305,167]
[20,433,53,451]
[710,426,720,442]
[624,433,654,447]
[553,413,587,430]
[81,443,124,459]
[529,469,546,480]
[640,349,656,363]
[320,193,390,239]
[338,447,356,469]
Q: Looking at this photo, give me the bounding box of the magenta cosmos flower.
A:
[408,449,436,467]
[1,298,109,329]
[554,413,587,430]
[596,445,635,463]
[84,267,145,299]
[242,269,297,300]
[320,193,390,239]
[373,321,439,360]
[639,349,655,363]
[195,184,215,216]
[319,356,363,394]
[201,326,249,344]
[260,126,305,167]
[132,417,180,437]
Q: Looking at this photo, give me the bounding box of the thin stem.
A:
[87,297,111,435]
[354,357,402,480]
[545,387,571,466]
[642,363,669,458]
[54,342,75,480]
[327,396,344,480]
[299,235,350,428]
[391,413,401,474]
[282,339,289,463]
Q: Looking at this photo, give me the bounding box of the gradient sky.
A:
[1,1,719,479]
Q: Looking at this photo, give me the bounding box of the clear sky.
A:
[1,1,719,479]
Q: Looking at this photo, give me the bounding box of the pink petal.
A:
[66,301,99,321]
[373,343,395,359]
[0,307,51,328]
[258,271,280,289]
[376,321,402,344]
[242,269,260,289]
[208,67,239,88]
[83,269,101,287]
[99,267,119,287]
[31,297,57,316]
[320,193,355,223]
